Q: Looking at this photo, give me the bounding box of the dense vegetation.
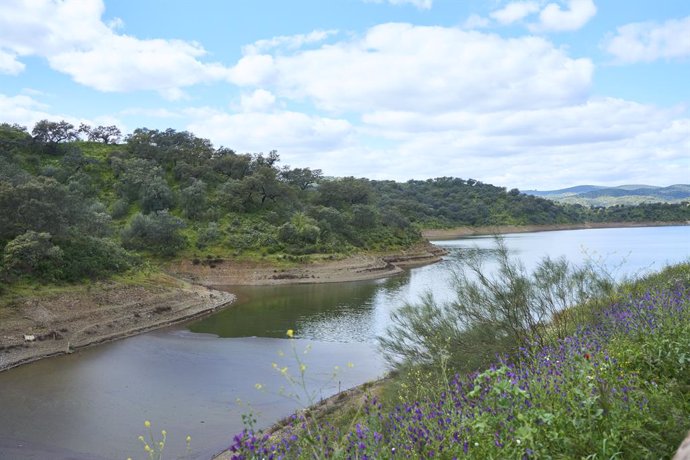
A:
[1,121,688,289]
[229,252,690,459]
[373,179,690,227]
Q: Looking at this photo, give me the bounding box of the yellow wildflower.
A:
[286,329,294,338]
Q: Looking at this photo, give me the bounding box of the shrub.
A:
[380,237,615,373]
[2,231,63,280]
[58,235,133,281]
[121,211,187,256]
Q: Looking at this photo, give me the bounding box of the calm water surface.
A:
[0,226,688,459]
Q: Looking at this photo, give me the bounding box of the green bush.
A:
[121,211,187,256]
[380,237,615,373]
[2,230,63,280]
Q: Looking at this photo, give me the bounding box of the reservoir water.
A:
[0,226,688,459]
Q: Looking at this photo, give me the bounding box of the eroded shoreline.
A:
[0,276,235,373]
[2,223,684,373]
[0,242,445,373]
[422,221,688,240]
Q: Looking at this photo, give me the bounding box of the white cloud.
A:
[0,92,106,130]
[228,54,276,86]
[107,17,124,30]
[240,89,277,112]
[603,16,690,63]
[48,35,231,94]
[120,108,183,119]
[352,98,689,188]
[0,48,24,74]
[186,108,354,158]
[0,0,233,96]
[364,0,433,10]
[531,0,597,32]
[462,14,490,30]
[490,1,540,25]
[243,30,338,55]
[230,23,593,113]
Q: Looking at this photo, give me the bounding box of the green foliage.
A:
[1,120,686,291]
[2,231,63,280]
[31,119,79,144]
[140,176,174,214]
[121,211,187,256]
[180,180,207,218]
[0,177,80,240]
[380,238,615,373]
[315,177,373,209]
[278,213,321,249]
[58,235,133,281]
[280,166,323,190]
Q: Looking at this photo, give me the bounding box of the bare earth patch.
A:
[167,242,447,287]
[0,275,234,372]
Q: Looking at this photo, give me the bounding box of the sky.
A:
[0,0,688,190]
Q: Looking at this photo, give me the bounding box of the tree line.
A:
[1,121,688,288]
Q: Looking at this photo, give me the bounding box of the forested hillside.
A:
[1,121,688,288]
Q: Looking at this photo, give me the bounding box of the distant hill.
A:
[524,185,606,197]
[523,184,690,207]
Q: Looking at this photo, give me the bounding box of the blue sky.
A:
[0,0,688,189]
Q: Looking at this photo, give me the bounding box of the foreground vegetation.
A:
[2,121,689,295]
[228,254,690,459]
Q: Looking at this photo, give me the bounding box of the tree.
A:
[2,231,63,278]
[121,211,187,256]
[315,177,373,209]
[211,152,252,179]
[253,150,280,168]
[180,180,207,218]
[278,212,320,246]
[112,157,164,202]
[88,125,122,144]
[0,123,31,153]
[280,167,323,190]
[140,177,174,214]
[351,204,379,229]
[0,178,75,240]
[31,120,79,144]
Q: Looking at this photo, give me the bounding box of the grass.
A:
[0,265,181,308]
[227,263,690,459]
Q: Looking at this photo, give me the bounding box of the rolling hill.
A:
[524,184,690,206]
